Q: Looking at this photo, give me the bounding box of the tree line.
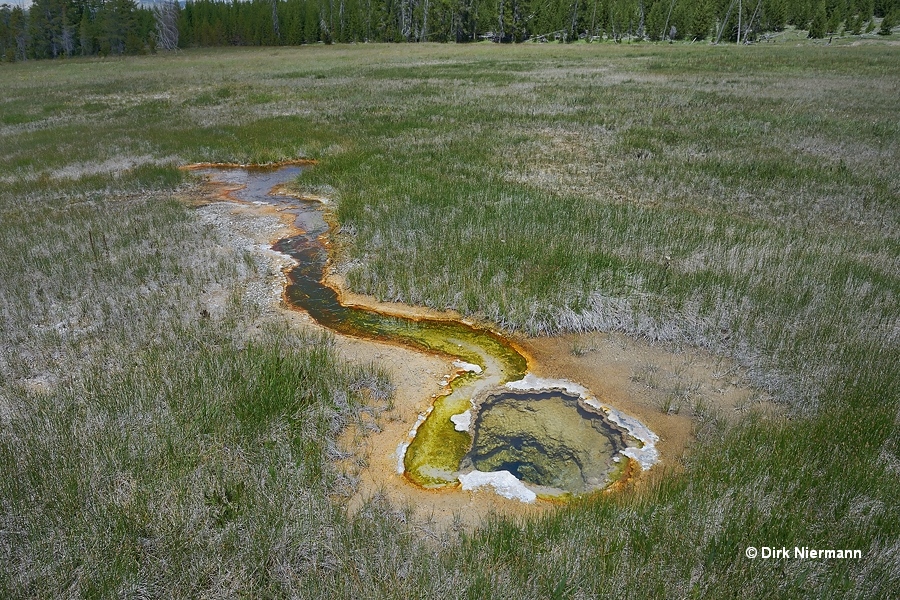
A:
[2,0,898,61]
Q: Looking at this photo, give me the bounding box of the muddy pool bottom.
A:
[461,389,629,497]
[192,164,658,503]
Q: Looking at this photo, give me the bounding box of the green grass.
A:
[1,42,898,597]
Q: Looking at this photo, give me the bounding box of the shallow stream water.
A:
[196,165,657,500]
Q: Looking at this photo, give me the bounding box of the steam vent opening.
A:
[461,390,629,496]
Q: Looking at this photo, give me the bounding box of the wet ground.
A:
[189,164,779,526]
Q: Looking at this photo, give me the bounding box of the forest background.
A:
[2,0,900,62]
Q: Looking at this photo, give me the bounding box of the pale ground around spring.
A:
[192,172,780,530]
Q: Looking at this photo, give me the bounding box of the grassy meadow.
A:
[1,40,898,597]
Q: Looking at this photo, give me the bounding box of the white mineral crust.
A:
[450,409,471,432]
[458,470,537,503]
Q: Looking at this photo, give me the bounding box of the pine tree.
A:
[10,6,27,60]
[808,1,827,36]
[0,5,12,61]
[764,0,788,31]
[688,0,714,39]
[878,10,896,33]
[788,0,813,28]
[1,5,10,60]
[645,0,666,40]
[28,0,53,58]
